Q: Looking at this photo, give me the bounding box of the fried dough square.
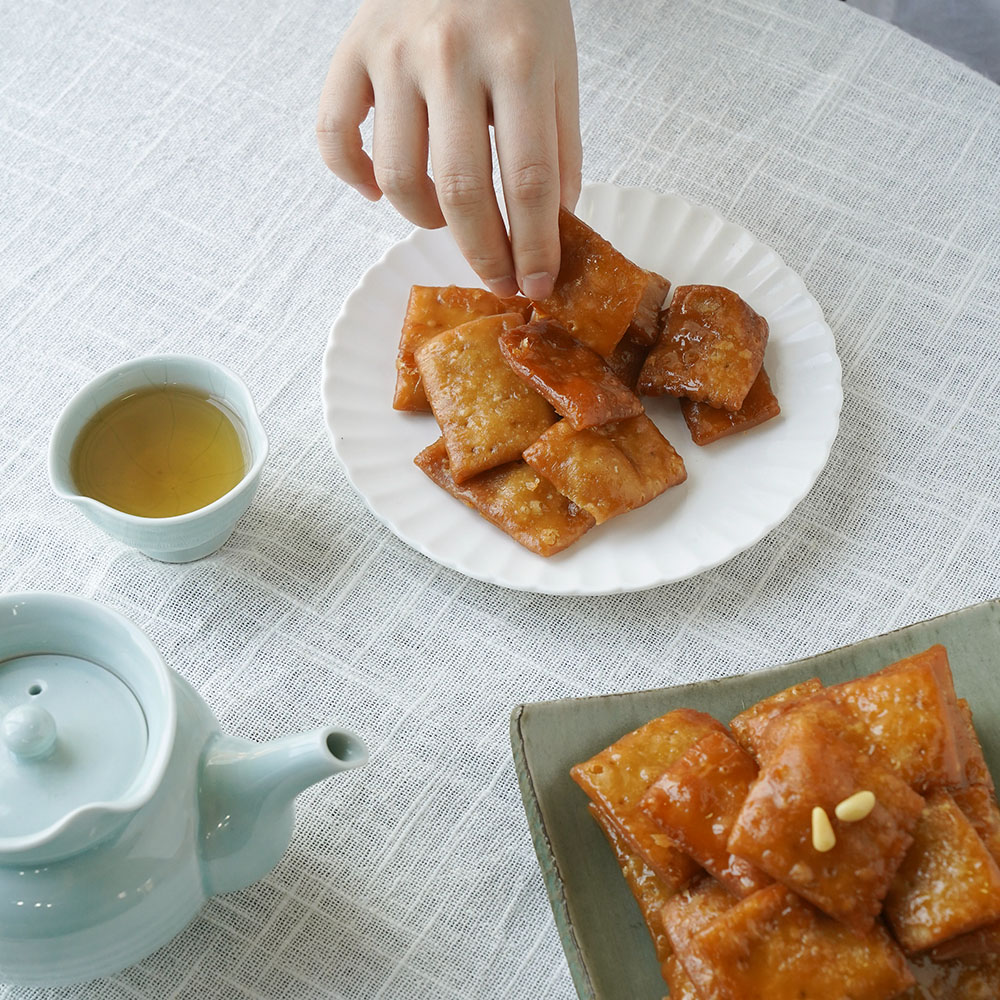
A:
[680,366,781,445]
[523,415,686,524]
[588,803,675,962]
[746,692,876,768]
[532,208,649,357]
[394,286,532,411]
[413,439,594,556]
[606,333,651,391]
[640,732,771,897]
[885,791,1000,953]
[729,678,824,762]
[827,645,963,792]
[930,781,1000,959]
[638,284,768,411]
[570,709,726,886]
[415,313,556,482]
[661,876,738,987]
[686,884,914,1000]
[627,269,671,347]
[728,713,925,933]
[498,318,644,430]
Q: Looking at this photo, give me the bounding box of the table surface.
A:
[2,0,999,997]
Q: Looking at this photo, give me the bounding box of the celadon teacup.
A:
[48,354,268,562]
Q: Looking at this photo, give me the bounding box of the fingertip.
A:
[485,275,519,298]
[520,272,556,300]
[355,182,383,201]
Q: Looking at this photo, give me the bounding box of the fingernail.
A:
[354,182,382,202]
[521,272,555,301]
[485,276,519,298]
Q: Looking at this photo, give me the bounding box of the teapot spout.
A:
[199,726,368,896]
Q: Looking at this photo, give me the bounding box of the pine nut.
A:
[812,806,836,852]
[835,790,876,822]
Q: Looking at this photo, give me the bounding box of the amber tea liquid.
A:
[70,385,248,518]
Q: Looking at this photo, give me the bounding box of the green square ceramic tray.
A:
[510,599,1000,1000]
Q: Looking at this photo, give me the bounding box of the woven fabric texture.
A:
[2,0,1000,996]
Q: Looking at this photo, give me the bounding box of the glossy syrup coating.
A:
[638,284,768,411]
[640,732,771,897]
[393,286,532,411]
[680,367,781,446]
[498,319,644,430]
[728,712,925,934]
[587,802,674,962]
[413,438,594,557]
[687,883,914,1000]
[626,269,671,347]
[605,333,651,392]
[570,709,725,887]
[827,645,963,793]
[415,313,555,482]
[885,791,1000,954]
[532,208,649,358]
[523,415,687,525]
[728,678,824,762]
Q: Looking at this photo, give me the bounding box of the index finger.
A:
[316,47,381,200]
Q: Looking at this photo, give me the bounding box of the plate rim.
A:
[510,596,1000,999]
[321,181,844,595]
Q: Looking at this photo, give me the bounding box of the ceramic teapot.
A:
[0,593,368,987]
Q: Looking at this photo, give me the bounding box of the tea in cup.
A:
[49,355,268,562]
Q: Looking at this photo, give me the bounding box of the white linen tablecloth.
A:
[2,0,999,996]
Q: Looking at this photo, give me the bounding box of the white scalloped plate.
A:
[321,183,842,595]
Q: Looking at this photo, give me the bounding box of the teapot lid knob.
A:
[2,704,58,760]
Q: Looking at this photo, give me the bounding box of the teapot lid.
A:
[0,653,148,839]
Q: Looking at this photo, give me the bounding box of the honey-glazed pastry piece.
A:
[638,284,768,411]
[394,286,532,411]
[415,313,555,482]
[885,790,1000,954]
[728,678,824,762]
[660,876,738,988]
[748,692,876,767]
[685,883,914,1000]
[640,731,771,897]
[570,709,726,887]
[727,711,925,934]
[605,333,650,392]
[587,803,675,963]
[680,367,781,446]
[523,415,687,525]
[531,207,649,357]
[626,269,671,347]
[497,318,644,430]
[413,439,594,557]
[827,645,963,793]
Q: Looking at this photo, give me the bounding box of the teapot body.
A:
[0,593,368,987]
[0,674,215,986]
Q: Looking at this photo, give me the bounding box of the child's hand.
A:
[316,0,581,300]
